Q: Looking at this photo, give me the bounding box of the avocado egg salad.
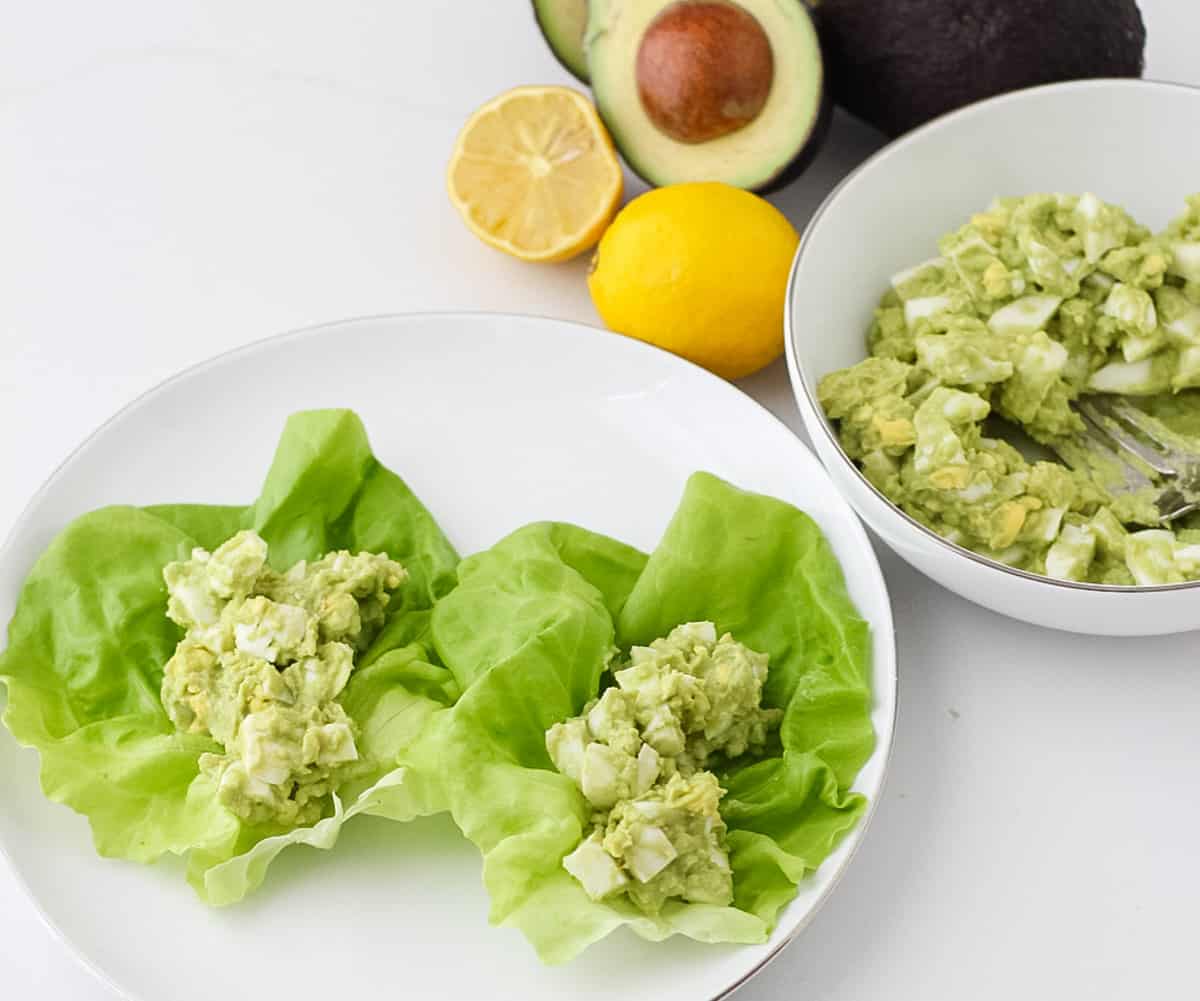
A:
[0,410,873,964]
[161,530,406,826]
[819,192,1200,585]
[548,623,781,912]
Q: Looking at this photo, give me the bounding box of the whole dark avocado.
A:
[816,0,1146,136]
[533,0,591,83]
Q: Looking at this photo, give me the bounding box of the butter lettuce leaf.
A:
[617,472,874,928]
[397,474,873,962]
[0,409,459,901]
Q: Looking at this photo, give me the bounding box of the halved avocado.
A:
[586,0,829,193]
[533,0,591,83]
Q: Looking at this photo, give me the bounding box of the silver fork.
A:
[1060,396,1200,524]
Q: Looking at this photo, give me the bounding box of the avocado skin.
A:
[533,0,591,84]
[743,0,832,193]
[817,0,1146,137]
[756,77,833,194]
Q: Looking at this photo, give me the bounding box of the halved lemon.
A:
[447,86,624,263]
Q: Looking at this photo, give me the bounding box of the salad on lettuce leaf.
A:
[394,473,874,963]
[549,622,783,913]
[160,528,409,828]
[0,409,460,904]
[1,407,876,961]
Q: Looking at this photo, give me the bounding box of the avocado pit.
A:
[635,0,774,144]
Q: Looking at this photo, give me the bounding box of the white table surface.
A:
[2,2,1196,998]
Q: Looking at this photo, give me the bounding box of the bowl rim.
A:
[785,76,1200,595]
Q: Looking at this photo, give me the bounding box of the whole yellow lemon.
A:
[587,182,800,379]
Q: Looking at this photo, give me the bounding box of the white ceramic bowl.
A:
[786,79,1200,636]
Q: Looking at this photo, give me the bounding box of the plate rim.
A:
[0,310,898,1001]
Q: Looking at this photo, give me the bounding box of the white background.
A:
[1,2,1196,998]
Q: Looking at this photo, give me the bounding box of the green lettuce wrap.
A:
[396,472,874,963]
[0,409,460,904]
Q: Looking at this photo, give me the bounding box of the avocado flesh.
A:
[817,0,1146,137]
[533,0,591,83]
[587,0,828,192]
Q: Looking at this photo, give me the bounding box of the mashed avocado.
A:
[546,622,780,913]
[161,530,406,826]
[819,193,1200,585]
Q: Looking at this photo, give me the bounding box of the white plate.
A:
[0,313,896,1001]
